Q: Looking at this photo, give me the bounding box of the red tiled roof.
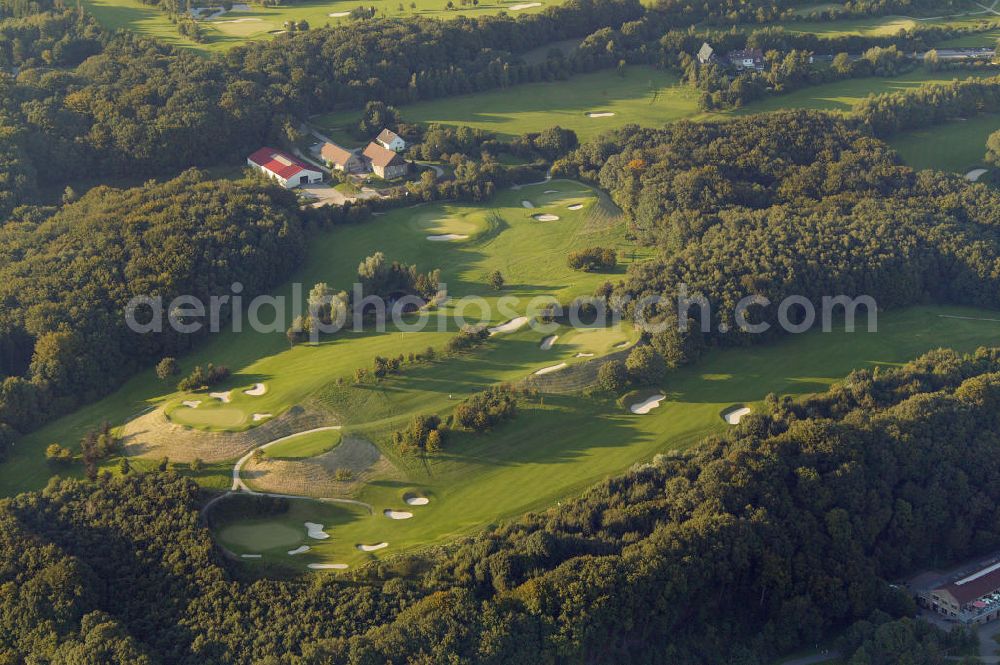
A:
[937,566,1000,606]
[248,147,316,180]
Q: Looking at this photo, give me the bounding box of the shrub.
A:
[177,364,230,392]
[392,414,446,454]
[155,357,179,380]
[446,325,489,353]
[45,443,73,465]
[454,385,518,431]
[567,247,617,272]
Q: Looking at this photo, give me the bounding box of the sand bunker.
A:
[614,341,631,348]
[533,214,560,222]
[535,362,568,375]
[217,17,260,22]
[567,203,584,210]
[586,112,615,118]
[540,335,558,350]
[630,394,666,415]
[509,2,541,8]
[209,391,232,403]
[521,200,534,208]
[328,11,350,16]
[384,509,413,520]
[544,189,558,194]
[305,522,330,540]
[723,407,752,425]
[308,563,348,570]
[966,168,988,182]
[182,400,201,408]
[574,352,594,358]
[427,234,469,241]
[240,554,262,559]
[405,495,430,506]
[244,383,267,396]
[357,542,389,551]
[489,316,529,335]
[288,545,311,556]
[252,413,272,422]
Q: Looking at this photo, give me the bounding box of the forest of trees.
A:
[2,347,999,662]
[555,110,1000,367]
[0,171,305,456]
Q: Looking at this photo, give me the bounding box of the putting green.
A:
[168,404,248,428]
[265,429,343,459]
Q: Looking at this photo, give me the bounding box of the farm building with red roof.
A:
[247,147,323,188]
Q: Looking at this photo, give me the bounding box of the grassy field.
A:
[314,66,700,143]
[79,0,560,54]
[889,113,999,173]
[2,179,634,495]
[265,429,343,459]
[209,303,1000,570]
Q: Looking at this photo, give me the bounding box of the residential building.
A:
[697,42,715,65]
[247,148,323,188]
[728,48,766,71]
[363,142,408,179]
[320,142,364,172]
[375,128,406,152]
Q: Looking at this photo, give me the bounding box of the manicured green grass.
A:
[80,0,561,54]
[214,303,1000,570]
[265,429,343,459]
[314,66,700,142]
[714,68,995,117]
[2,179,631,496]
[888,113,999,173]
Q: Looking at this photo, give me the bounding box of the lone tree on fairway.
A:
[156,357,179,381]
[488,270,505,290]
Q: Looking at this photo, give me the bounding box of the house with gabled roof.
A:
[362,141,408,179]
[320,141,364,173]
[375,128,405,153]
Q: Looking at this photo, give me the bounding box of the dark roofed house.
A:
[363,142,408,179]
[728,48,766,71]
[320,142,363,173]
[924,560,1000,624]
[697,42,715,65]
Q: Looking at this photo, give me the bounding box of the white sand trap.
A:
[209,391,232,403]
[357,542,389,551]
[540,335,558,350]
[521,200,534,208]
[305,522,330,540]
[217,17,260,22]
[586,112,616,118]
[723,407,752,425]
[509,2,541,8]
[427,234,469,241]
[384,509,413,520]
[533,214,560,221]
[567,203,584,210]
[252,413,272,422]
[544,189,558,194]
[614,341,631,348]
[328,11,350,16]
[288,545,311,556]
[308,563,348,570]
[244,382,267,396]
[966,168,988,182]
[405,495,430,506]
[489,316,529,335]
[574,352,594,358]
[240,554,262,559]
[535,362,568,375]
[182,400,201,408]
[630,394,666,415]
